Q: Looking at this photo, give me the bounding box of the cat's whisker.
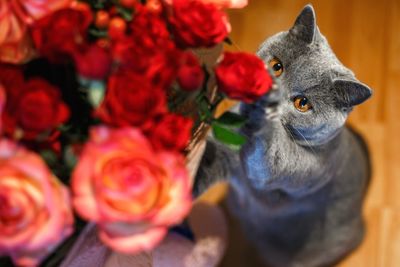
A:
[265,106,281,121]
[281,122,300,157]
[292,127,318,157]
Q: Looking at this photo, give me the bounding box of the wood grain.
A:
[226,0,400,265]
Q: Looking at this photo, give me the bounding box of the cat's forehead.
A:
[259,31,337,65]
[258,30,353,82]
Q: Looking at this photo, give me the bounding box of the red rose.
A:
[170,0,229,48]
[130,9,171,46]
[149,113,193,151]
[2,78,70,141]
[0,64,25,89]
[177,52,204,91]
[112,10,181,89]
[96,70,167,129]
[215,52,273,103]
[31,8,92,62]
[73,44,112,80]
[112,35,181,89]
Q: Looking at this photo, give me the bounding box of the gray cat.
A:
[194,4,372,267]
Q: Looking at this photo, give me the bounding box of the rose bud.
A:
[95,10,110,29]
[74,44,112,80]
[108,17,127,40]
[149,113,193,151]
[177,52,204,91]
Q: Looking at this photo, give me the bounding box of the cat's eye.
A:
[268,58,283,77]
[293,96,312,112]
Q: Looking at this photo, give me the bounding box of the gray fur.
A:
[194,4,372,267]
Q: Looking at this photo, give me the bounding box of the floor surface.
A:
[226,1,400,266]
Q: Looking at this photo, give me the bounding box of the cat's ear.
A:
[333,79,372,107]
[289,4,318,44]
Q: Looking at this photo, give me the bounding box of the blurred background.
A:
[226,0,400,266]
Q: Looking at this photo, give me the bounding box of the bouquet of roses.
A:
[0,0,274,266]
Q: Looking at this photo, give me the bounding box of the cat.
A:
[194,4,372,267]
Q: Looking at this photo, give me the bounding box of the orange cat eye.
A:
[293,96,313,112]
[268,58,284,77]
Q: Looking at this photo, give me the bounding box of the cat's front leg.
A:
[194,83,282,197]
[193,139,238,196]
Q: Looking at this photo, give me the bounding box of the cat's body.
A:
[195,5,372,267]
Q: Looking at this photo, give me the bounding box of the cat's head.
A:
[242,4,372,146]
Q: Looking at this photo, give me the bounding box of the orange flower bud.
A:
[95,10,110,29]
[108,17,127,39]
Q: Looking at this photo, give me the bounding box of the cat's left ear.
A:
[289,4,319,44]
[333,79,372,107]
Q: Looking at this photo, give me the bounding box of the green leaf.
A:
[212,123,247,149]
[64,145,78,170]
[216,112,246,128]
[198,97,212,121]
[40,150,58,168]
[88,28,108,38]
[117,6,133,21]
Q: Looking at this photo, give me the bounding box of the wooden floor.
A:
[227,0,400,266]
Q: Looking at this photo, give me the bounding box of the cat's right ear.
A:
[289,4,317,44]
[333,79,372,107]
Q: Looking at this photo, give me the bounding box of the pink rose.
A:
[164,0,248,9]
[0,0,35,64]
[0,139,73,267]
[169,0,230,48]
[0,0,73,64]
[202,0,248,8]
[12,0,74,23]
[0,84,5,133]
[72,126,192,254]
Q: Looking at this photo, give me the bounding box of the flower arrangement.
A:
[0,0,274,266]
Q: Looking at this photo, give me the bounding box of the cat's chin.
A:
[294,137,332,147]
[285,125,344,147]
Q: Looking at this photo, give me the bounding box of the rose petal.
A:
[72,151,101,221]
[151,153,192,225]
[99,225,167,254]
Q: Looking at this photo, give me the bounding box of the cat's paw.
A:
[239,82,283,135]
